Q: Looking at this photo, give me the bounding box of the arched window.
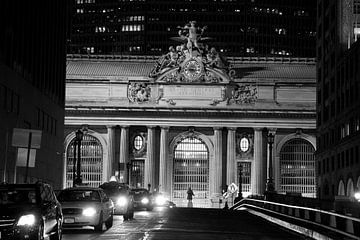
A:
[346,178,354,197]
[66,134,103,188]
[338,180,345,196]
[279,138,316,197]
[173,137,209,206]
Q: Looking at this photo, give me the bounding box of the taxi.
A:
[57,187,114,231]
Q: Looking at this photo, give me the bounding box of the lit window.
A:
[134,135,143,150]
[240,138,249,152]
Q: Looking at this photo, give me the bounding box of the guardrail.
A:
[231,198,360,240]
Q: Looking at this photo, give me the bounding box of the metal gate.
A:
[280,138,315,197]
[130,160,144,188]
[173,137,209,207]
[237,162,251,195]
[66,135,103,188]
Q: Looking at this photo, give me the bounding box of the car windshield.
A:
[131,189,148,195]
[0,188,37,205]
[58,190,100,202]
[99,182,129,197]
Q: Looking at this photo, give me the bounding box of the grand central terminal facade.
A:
[64,29,317,207]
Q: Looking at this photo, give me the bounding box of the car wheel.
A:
[49,218,62,240]
[34,222,44,240]
[105,214,113,229]
[123,213,129,221]
[94,212,104,232]
[129,210,134,220]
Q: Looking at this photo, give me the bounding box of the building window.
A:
[134,135,144,151]
[280,138,316,198]
[66,134,103,188]
[239,137,249,152]
[173,137,209,207]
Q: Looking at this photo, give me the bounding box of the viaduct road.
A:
[63,207,309,240]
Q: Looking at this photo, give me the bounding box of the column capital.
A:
[160,126,170,131]
[106,125,116,129]
[227,127,237,132]
[253,127,263,132]
[268,128,277,135]
[213,127,223,131]
[119,125,130,129]
[147,125,156,129]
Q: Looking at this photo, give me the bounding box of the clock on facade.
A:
[183,59,203,81]
[240,137,250,152]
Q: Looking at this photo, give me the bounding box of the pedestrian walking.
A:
[187,187,194,207]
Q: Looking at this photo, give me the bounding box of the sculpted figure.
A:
[178,21,207,56]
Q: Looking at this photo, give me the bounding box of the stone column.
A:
[210,127,223,200]
[226,128,236,184]
[159,126,169,194]
[119,126,129,183]
[107,125,116,181]
[251,128,266,195]
[145,126,156,192]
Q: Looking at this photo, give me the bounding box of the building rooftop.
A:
[67,55,315,82]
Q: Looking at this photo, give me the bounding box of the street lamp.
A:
[126,161,132,185]
[72,139,77,187]
[238,164,243,200]
[266,133,275,192]
[74,129,84,185]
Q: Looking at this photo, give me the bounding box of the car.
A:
[152,192,176,209]
[130,188,153,211]
[0,182,63,240]
[99,181,134,220]
[57,187,114,231]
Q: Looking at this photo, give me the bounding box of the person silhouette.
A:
[187,187,194,208]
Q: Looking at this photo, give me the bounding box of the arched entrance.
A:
[65,134,103,188]
[172,137,209,207]
[279,138,316,197]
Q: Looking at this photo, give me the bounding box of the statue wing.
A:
[170,36,187,43]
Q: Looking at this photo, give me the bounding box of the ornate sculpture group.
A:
[149,21,231,82]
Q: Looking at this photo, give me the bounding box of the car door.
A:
[40,185,57,234]
[100,190,112,219]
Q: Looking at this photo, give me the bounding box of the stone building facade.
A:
[64,48,317,207]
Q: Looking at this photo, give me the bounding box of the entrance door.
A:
[172,137,209,207]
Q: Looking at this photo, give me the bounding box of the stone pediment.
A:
[149,21,234,84]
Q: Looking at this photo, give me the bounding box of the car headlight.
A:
[141,197,149,204]
[155,195,167,205]
[83,207,97,217]
[17,214,36,226]
[116,196,128,206]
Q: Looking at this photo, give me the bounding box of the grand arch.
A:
[63,129,108,187]
[169,130,214,207]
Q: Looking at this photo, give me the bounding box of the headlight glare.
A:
[155,195,167,205]
[83,207,96,217]
[141,197,149,204]
[17,214,36,226]
[117,196,128,206]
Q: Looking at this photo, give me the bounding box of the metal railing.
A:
[231,197,360,240]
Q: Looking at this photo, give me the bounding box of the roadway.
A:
[63,207,310,240]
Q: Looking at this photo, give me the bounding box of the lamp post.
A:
[72,139,77,187]
[266,133,275,192]
[238,164,243,199]
[126,161,132,185]
[74,129,84,185]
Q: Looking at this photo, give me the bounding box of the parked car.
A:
[130,188,153,211]
[57,187,114,231]
[0,182,63,240]
[99,181,134,220]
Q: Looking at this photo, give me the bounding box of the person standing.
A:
[187,187,194,207]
